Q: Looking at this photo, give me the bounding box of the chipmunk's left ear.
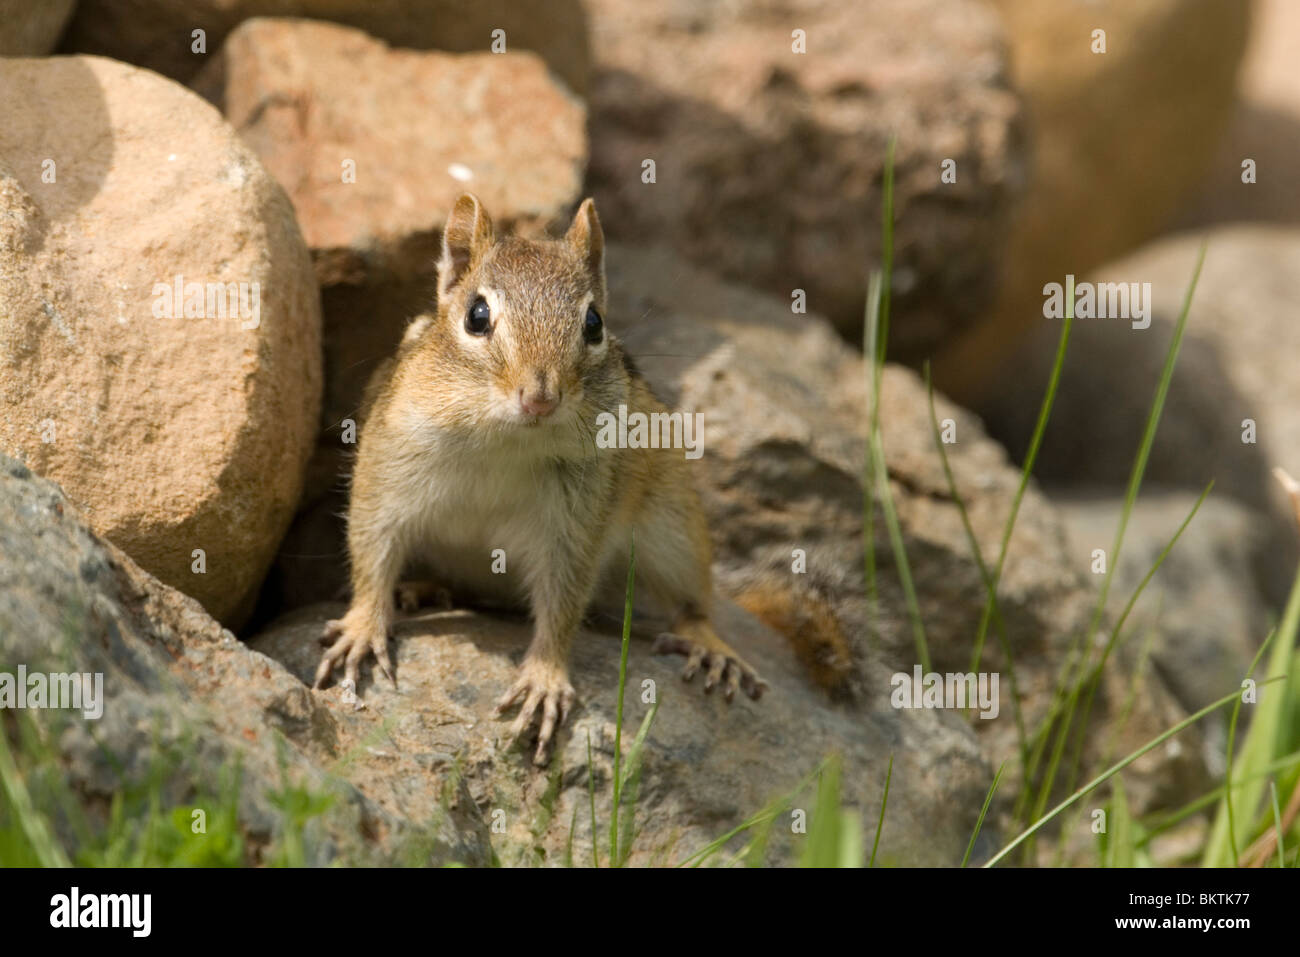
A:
[439,193,494,299]
[566,198,605,287]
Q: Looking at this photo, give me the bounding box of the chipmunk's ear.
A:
[566,198,605,288]
[438,193,494,297]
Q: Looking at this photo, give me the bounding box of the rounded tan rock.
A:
[0,56,322,627]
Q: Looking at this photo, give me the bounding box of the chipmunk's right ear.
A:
[438,193,494,298]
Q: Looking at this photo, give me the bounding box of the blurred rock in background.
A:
[0,0,76,54]
[584,0,1026,361]
[1178,0,1300,228]
[58,0,590,93]
[934,0,1251,401]
[976,226,1300,607]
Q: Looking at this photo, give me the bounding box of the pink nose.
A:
[519,391,558,417]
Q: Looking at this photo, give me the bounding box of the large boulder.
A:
[582,0,1025,360]
[0,56,322,628]
[936,0,1251,401]
[0,0,76,54]
[193,17,587,431]
[0,453,491,866]
[194,18,587,289]
[59,0,590,93]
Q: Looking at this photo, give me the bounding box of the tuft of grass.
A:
[1203,556,1300,865]
[0,709,249,867]
[1018,244,1207,858]
[985,678,1287,868]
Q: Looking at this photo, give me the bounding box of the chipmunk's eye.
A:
[465,296,491,336]
[583,305,603,345]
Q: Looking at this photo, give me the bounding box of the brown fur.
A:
[314,194,769,764]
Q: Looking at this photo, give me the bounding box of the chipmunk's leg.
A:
[394,578,453,613]
[315,519,406,691]
[494,523,605,765]
[635,493,767,703]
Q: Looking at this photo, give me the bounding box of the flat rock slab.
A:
[252,599,994,867]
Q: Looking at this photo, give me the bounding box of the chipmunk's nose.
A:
[518,387,558,417]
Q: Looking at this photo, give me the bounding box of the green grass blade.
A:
[0,716,70,867]
[609,533,636,865]
[970,276,1076,675]
[680,759,827,868]
[868,753,893,867]
[1204,563,1300,865]
[586,730,599,868]
[864,137,895,618]
[962,761,1005,868]
[1270,779,1286,868]
[1103,775,1134,868]
[869,424,931,673]
[924,364,1028,761]
[1218,627,1275,867]
[616,702,660,867]
[802,754,844,867]
[1136,748,1300,849]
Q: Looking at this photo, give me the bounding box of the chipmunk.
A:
[313,193,770,763]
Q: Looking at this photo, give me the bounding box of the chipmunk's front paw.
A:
[653,631,768,703]
[314,609,395,690]
[493,658,576,765]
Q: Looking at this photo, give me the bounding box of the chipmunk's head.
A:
[427,193,628,431]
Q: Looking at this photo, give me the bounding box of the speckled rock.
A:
[0,452,491,865]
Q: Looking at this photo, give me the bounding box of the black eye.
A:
[583,305,603,345]
[465,296,491,336]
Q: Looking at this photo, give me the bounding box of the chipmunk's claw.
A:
[314,615,395,691]
[494,658,575,765]
[653,632,767,703]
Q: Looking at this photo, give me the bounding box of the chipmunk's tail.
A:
[729,577,854,696]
